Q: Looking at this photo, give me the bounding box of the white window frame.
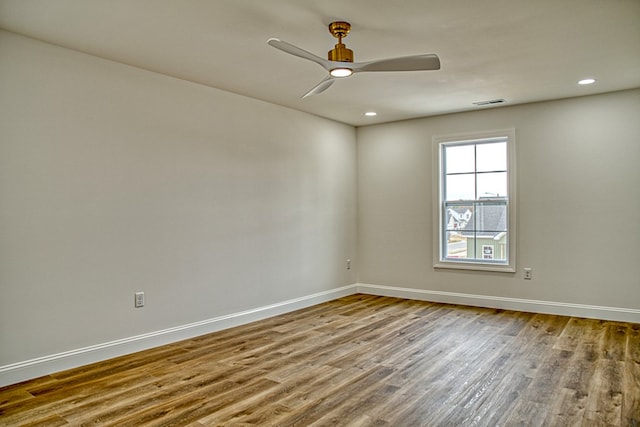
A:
[432,129,516,272]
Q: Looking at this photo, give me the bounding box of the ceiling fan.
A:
[267,21,441,98]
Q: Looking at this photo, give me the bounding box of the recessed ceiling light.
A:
[365,111,377,117]
[578,78,596,85]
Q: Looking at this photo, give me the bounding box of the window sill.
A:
[434,260,516,273]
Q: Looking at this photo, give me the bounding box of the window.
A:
[433,129,516,272]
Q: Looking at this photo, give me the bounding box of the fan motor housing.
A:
[328,43,353,62]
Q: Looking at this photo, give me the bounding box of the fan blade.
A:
[302,77,335,98]
[354,54,440,72]
[267,38,330,70]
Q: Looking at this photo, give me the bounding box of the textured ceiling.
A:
[1,0,639,126]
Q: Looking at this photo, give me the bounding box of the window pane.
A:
[477,172,507,198]
[445,144,475,174]
[476,142,506,172]
[445,174,475,201]
[445,231,469,259]
[447,233,509,262]
[445,204,473,231]
[474,203,507,232]
[472,239,507,261]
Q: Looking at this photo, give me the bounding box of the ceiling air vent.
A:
[473,99,506,106]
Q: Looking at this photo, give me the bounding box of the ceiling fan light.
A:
[330,68,353,78]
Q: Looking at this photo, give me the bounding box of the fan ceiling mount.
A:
[267,21,441,98]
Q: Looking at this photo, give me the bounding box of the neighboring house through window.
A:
[433,129,516,272]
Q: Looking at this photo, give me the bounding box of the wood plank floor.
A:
[1,294,639,426]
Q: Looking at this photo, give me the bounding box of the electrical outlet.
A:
[346,259,351,270]
[523,268,532,280]
[135,292,145,307]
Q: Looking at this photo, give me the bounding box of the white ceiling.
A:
[1,0,639,126]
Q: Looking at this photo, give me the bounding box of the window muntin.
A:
[434,130,516,272]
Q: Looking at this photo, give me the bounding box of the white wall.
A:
[0,31,357,376]
[358,90,640,313]
[357,88,640,312]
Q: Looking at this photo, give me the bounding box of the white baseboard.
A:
[357,283,640,323]
[0,284,357,388]
[3,282,638,388]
